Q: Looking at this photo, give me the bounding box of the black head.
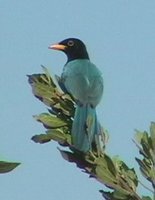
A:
[49,38,89,62]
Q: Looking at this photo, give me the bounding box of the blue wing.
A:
[62,59,103,107]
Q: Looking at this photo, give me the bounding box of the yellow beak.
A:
[48,44,66,50]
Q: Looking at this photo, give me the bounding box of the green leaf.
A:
[58,149,75,162]
[94,156,120,189]
[41,65,56,87]
[28,73,59,107]
[58,149,93,170]
[135,130,144,143]
[133,139,148,158]
[95,164,116,184]
[31,134,52,144]
[32,129,71,145]
[142,131,149,144]
[135,158,150,179]
[113,156,138,192]
[31,80,56,106]
[46,129,71,145]
[150,122,155,152]
[142,196,152,200]
[0,161,20,173]
[113,190,129,199]
[135,127,154,160]
[99,190,114,200]
[149,167,155,180]
[59,98,75,116]
[34,113,68,128]
[99,190,132,200]
[52,100,74,117]
[28,71,75,116]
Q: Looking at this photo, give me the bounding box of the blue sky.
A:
[0,0,155,199]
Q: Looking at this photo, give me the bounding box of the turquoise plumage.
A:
[62,59,103,152]
[49,38,104,152]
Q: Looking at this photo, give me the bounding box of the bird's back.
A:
[62,59,103,107]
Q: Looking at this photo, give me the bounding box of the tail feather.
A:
[71,104,98,152]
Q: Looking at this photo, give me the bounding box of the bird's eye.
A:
[67,40,74,46]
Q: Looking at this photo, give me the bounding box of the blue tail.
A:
[71,104,99,152]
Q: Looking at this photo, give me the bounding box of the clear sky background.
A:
[0,0,155,199]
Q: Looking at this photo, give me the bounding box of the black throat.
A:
[67,52,89,63]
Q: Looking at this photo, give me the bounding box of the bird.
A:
[49,38,104,153]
